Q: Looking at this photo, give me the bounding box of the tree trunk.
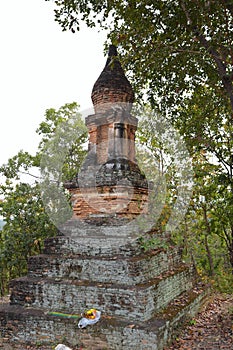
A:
[203,206,215,276]
[229,227,233,275]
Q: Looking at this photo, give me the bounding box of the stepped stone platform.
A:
[0,231,207,349]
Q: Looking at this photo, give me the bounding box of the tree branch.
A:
[180,0,233,113]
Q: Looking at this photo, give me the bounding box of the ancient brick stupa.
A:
[65,44,149,226]
[0,46,206,350]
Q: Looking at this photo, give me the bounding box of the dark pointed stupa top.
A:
[91,45,135,113]
[105,44,118,66]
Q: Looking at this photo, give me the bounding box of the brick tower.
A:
[0,46,207,350]
[65,45,149,224]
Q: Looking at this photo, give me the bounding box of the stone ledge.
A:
[9,265,195,321]
[0,284,207,350]
[27,247,181,285]
[43,232,171,257]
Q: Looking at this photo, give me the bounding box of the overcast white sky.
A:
[0,0,106,166]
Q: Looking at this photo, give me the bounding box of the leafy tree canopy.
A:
[46,0,233,116]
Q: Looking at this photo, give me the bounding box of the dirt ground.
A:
[164,293,233,350]
[0,293,232,349]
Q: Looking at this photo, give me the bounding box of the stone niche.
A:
[0,45,207,350]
